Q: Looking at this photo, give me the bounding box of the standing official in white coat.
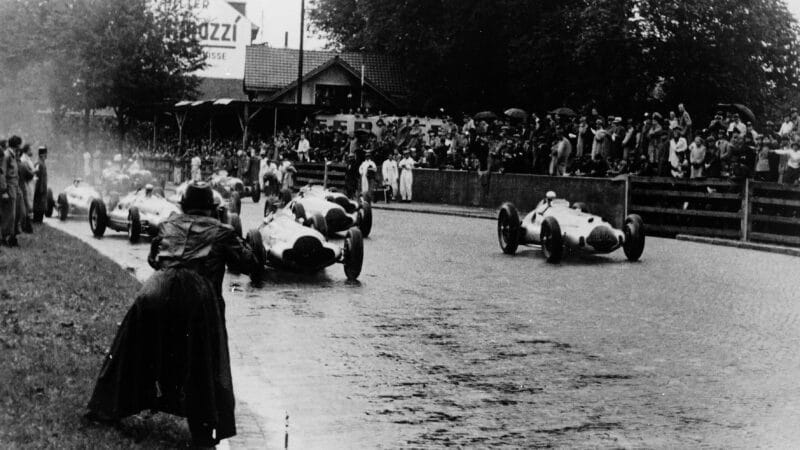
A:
[398,149,416,202]
[381,153,399,200]
[358,151,377,196]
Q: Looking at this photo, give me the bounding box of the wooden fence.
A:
[294,162,347,189]
[747,181,800,246]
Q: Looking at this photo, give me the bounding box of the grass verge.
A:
[0,224,190,448]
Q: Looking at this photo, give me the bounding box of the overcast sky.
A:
[245,0,800,51]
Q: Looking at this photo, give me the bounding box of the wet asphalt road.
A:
[47,195,800,448]
[227,200,800,449]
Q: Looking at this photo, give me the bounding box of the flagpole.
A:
[360,64,364,110]
[296,0,305,126]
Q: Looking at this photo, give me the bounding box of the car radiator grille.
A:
[586,226,618,252]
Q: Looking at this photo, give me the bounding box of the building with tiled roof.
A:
[244,46,409,111]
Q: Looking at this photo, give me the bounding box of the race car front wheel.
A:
[343,227,364,281]
[89,199,108,237]
[228,213,243,239]
[358,201,372,238]
[128,207,142,244]
[623,214,645,261]
[57,193,68,221]
[246,229,267,267]
[308,212,328,236]
[541,216,563,263]
[497,202,520,255]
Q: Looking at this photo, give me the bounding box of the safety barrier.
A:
[140,157,175,184]
[294,162,347,189]
[747,181,800,246]
[628,177,745,239]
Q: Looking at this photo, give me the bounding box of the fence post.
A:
[740,178,750,241]
[323,160,329,188]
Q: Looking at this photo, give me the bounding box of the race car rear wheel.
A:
[623,214,645,261]
[292,202,307,223]
[308,212,328,236]
[343,227,364,281]
[246,229,267,267]
[252,186,261,203]
[280,188,293,206]
[231,191,242,215]
[89,198,108,237]
[497,202,520,255]
[541,216,563,263]
[45,188,55,218]
[128,207,142,243]
[57,193,69,221]
[572,202,590,214]
[358,201,373,238]
[228,212,243,238]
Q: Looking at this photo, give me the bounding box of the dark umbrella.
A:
[504,108,528,120]
[474,111,499,121]
[717,103,756,124]
[549,107,576,117]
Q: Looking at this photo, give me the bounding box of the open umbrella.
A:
[504,108,528,120]
[474,111,499,121]
[549,107,576,117]
[716,103,756,124]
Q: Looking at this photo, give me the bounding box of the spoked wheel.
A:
[280,188,293,206]
[343,227,364,281]
[128,207,142,243]
[89,199,108,237]
[622,214,645,261]
[358,201,372,238]
[57,193,68,221]
[497,202,520,255]
[540,216,563,263]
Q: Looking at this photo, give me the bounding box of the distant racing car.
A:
[89,184,181,243]
[497,191,645,263]
[211,170,260,203]
[281,185,372,237]
[56,179,108,221]
[171,181,243,237]
[246,201,363,281]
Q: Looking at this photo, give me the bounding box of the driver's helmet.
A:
[144,183,154,196]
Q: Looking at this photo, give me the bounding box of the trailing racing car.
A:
[281,185,372,237]
[56,179,110,221]
[171,181,243,237]
[246,202,364,281]
[209,171,244,215]
[497,191,645,263]
[89,184,181,243]
[211,170,260,203]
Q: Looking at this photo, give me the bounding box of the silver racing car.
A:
[246,202,364,281]
[89,184,181,243]
[497,191,645,263]
[281,185,372,237]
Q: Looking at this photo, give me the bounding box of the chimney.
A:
[284,32,289,48]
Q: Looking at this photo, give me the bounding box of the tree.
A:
[310,0,800,120]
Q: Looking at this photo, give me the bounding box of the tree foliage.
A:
[310,0,800,119]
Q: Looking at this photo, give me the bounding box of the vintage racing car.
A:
[171,181,243,237]
[211,170,260,203]
[209,171,244,215]
[497,191,645,263]
[246,202,364,281]
[281,185,372,237]
[56,179,109,221]
[88,184,181,243]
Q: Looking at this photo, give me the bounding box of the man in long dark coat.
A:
[86,181,262,447]
[0,136,21,246]
[32,146,49,223]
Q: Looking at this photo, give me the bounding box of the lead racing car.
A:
[56,179,109,221]
[281,185,372,237]
[88,184,181,243]
[246,200,364,281]
[497,191,645,263]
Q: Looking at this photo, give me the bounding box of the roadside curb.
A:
[676,234,800,257]
[371,203,495,220]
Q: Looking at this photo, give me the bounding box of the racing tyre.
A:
[343,227,364,281]
[128,207,141,243]
[308,212,328,236]
[251,186,261,203]
[231,191,241,215]
[228,213,243,238]
[622,214,645,262]
[246,229,267,267]
[571,202,590,214]
[45,188,55,218]
[280,188,293,206]
[292,202,307,223]
[540,216,563,263]
[57,193,68,221]
[497,202,520,255]
[358,201,373,238]
[89,199,108,237]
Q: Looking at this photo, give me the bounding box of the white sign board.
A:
[189,0,254,79]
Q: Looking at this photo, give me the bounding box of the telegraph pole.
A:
[296,0,305,127]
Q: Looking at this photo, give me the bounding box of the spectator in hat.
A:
[708,112,726,135]
[754,142,772,181]
[668,111,679,130]
[398,149,416,202]
[647,113,668,174]
[668,127,688,171]
[296,132,310,162]
[32,146,49,223]
[728,114,747,136]
[688,135,707,179]
[678,103,692,138]
[549,126,572,176]
[344,152,359,197]
[17,144,35,233]
[772,141,800,184]
[575,116,590,158]
[1,136,21,246]
[591,118,610,160]
[779,114,794,137]
[190,152,202,181]
[381,151,399,201]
